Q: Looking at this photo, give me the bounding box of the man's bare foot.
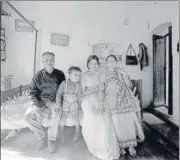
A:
[1,130,19,144]
[36,139,47,150]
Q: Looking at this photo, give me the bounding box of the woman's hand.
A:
[54,102,61,112]
[35,106,45,121]
[83,87,98,96]
[138,132,145,142]
[46,101,55,108]
[96,103,105,114]
[54,107,61,112]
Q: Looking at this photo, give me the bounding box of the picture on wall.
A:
[1,28,6,61]
[93,43,125,68]
[15,19,35,32]
[51,33,69,47]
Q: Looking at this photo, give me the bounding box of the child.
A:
[56,66,82,143]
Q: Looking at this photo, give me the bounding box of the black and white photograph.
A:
[1,1,179,160]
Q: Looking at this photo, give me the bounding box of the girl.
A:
[81,55,119,160]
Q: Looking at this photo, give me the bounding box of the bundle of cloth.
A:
[1,90,31,144]
[1,90,31,130]
[138,43,149,70]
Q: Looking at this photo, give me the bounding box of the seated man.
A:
[25,52,65,153]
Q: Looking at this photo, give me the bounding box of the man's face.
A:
[42,54,55,72]
[69,71,81,83]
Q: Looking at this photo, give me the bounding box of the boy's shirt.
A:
[56,79,82,109]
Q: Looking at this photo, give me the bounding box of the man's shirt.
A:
[29,68,65,108]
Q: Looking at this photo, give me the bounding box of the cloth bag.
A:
[126,43,138,65]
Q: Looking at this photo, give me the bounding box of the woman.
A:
[100,55,145,156]
[81,55,119,160]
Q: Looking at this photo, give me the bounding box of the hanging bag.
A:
[126,43,138,65]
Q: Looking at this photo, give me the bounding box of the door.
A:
[153,35,167,106]
[153,26,173,115]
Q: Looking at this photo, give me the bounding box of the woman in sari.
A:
[81,55,120,160]
[99,55,145,156]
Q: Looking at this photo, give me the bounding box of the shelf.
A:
[1,9,11,17]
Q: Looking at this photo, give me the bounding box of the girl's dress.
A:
[81,71,119,160]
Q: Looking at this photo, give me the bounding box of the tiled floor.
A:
[1,126,178,160]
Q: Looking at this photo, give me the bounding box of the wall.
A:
[172,7,179,124]
[1,2,35,88]
[6,1,179,112]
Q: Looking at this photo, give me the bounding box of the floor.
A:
[143,112,179,148]
[1,126,178,160]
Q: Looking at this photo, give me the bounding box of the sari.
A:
[100,69,145,149]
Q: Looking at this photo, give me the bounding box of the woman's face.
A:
[107,56,117,70]
[88,59,99,71]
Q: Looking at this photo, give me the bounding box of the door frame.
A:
[152,26,173,115]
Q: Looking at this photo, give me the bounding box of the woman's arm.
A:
[98,73,105,102]
[81,74,98,96]
[96,73,106,114]
[118,68,133,89]
[83,87,99,96]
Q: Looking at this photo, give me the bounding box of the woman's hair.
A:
[68,66,82,74]
[106,54,117,62]
[87,55,100,69]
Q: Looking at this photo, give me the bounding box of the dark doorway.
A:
[153,26,173,115]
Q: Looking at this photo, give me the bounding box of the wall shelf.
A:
[1,9,11,17]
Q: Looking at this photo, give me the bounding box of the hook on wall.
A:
[84,39,92,47]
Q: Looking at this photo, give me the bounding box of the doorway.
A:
[153,26,173,115]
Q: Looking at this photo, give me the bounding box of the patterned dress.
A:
[100,70,145,148]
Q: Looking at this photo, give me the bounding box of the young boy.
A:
[56,66,82,143]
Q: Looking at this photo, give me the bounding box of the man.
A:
[25,52,65,153]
